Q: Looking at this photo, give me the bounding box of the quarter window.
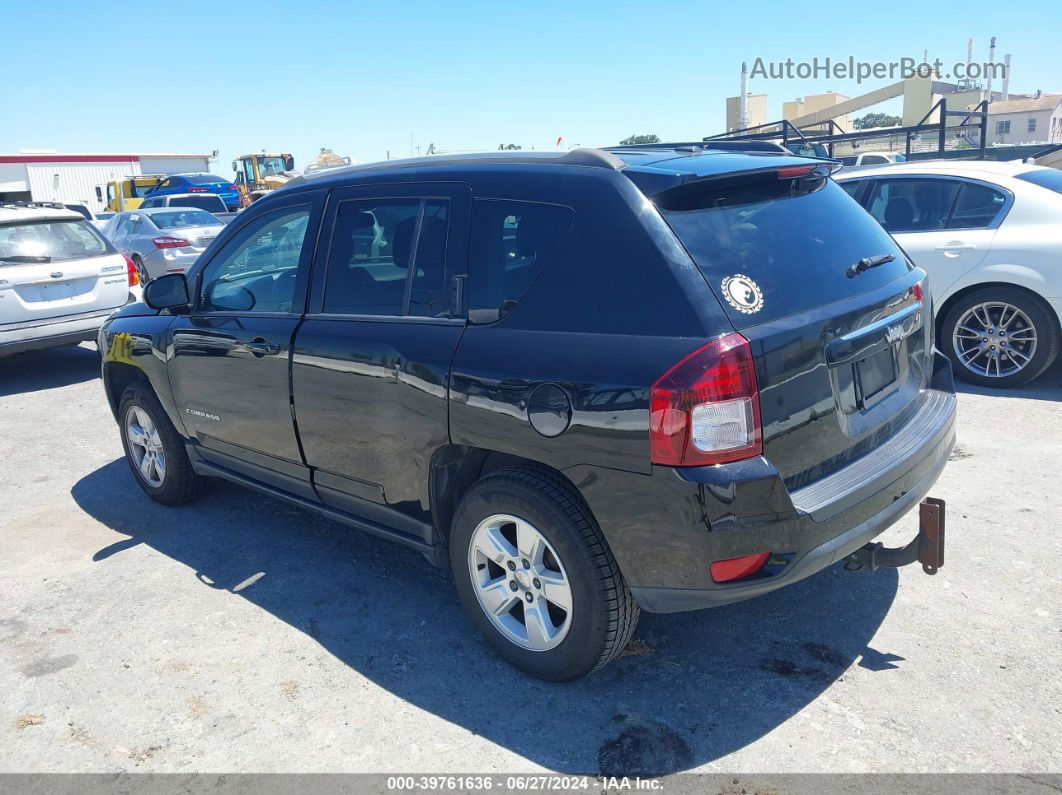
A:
[323,198,451,317]
[467,199,574,321]
[199,206,310,313]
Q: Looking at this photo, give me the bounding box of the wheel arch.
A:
[102,361,151,421]
[428,445,586,548]
[934,280,1061,341]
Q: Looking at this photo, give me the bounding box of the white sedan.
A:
[837,160,1062,387]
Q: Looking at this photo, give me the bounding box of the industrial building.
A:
[0,151,214,212]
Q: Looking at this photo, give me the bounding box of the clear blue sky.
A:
[3,0,1060,180]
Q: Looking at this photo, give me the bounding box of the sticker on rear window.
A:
[721,274,763,315]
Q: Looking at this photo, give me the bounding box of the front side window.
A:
[199,207,310,313]
[323,198,450,316]
[467,199,574,321]
[0,219,114,263]
[865,178,961,232]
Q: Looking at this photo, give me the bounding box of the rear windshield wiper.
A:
[846,253,894,278]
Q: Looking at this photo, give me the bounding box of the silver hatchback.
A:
[103,207,224,280]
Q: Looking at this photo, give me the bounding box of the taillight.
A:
[228,185,239,192]
[912,281,925,302]
[153,236,190,249]
[124,255,139,286]
[650,333,762,467]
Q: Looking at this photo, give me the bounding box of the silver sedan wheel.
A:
[952,301,1038,378]
[467,513,573,652]
[126,406,166,488]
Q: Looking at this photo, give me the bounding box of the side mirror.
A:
[284,155,295,171]
[231,160,237,172]
[95,186,103,201]
[143,273,190,310]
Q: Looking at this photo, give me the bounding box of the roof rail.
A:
[0,200,69,210]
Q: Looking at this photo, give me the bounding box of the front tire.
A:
[450,466,639,681]
[941,287,1058,388]
[118,383,202,505]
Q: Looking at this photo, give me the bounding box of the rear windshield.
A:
[657,175,911,326]
[1015,168,1062,194]
[0,219,114,264]
[150,209,221,229]
[186,174,228,186]
[168,196,226,211]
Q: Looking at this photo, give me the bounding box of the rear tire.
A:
[449,466,639,681]
[941,287,1058,388]
[118,383,202,505]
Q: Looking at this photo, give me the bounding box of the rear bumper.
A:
[568,351,957,613]
[141,249,198,280]
[0,307,118,356]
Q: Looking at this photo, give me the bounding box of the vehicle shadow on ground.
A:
[953,358,1062,402]
[0,343,99,397]
[73,459,901,776]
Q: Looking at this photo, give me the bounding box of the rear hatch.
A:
[0,215,128,325]
[651,165,930,489]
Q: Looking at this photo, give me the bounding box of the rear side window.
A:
[866,178,961,232]
[467,199,574,321]
[0,219,114,263]
[658,176,910,327]
[948,183,1006,229]
[323,198,451,317]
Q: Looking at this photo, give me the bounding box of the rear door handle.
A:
[245,338,281,357]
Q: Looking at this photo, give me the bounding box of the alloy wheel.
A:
[467,513,573,651]
[126,406,166,487]
[952,301,1037,379]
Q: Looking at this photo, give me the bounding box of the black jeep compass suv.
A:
[99,144,955,680]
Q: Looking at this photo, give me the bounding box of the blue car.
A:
[145,174,241,211]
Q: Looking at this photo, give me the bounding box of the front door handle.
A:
[245,338,281,357]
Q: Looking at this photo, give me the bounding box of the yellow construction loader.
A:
[233,148,352,205]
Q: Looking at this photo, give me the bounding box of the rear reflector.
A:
[711,552,770,583]
[650,333,762,466]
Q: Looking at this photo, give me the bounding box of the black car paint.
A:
[100,150,955,612]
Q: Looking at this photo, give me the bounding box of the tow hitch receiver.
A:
[845,497,945,575]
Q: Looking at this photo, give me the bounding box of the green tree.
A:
[853,113,902,130]
[619,134,661,145]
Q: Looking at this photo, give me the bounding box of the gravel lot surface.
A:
[2,344,1060,775]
